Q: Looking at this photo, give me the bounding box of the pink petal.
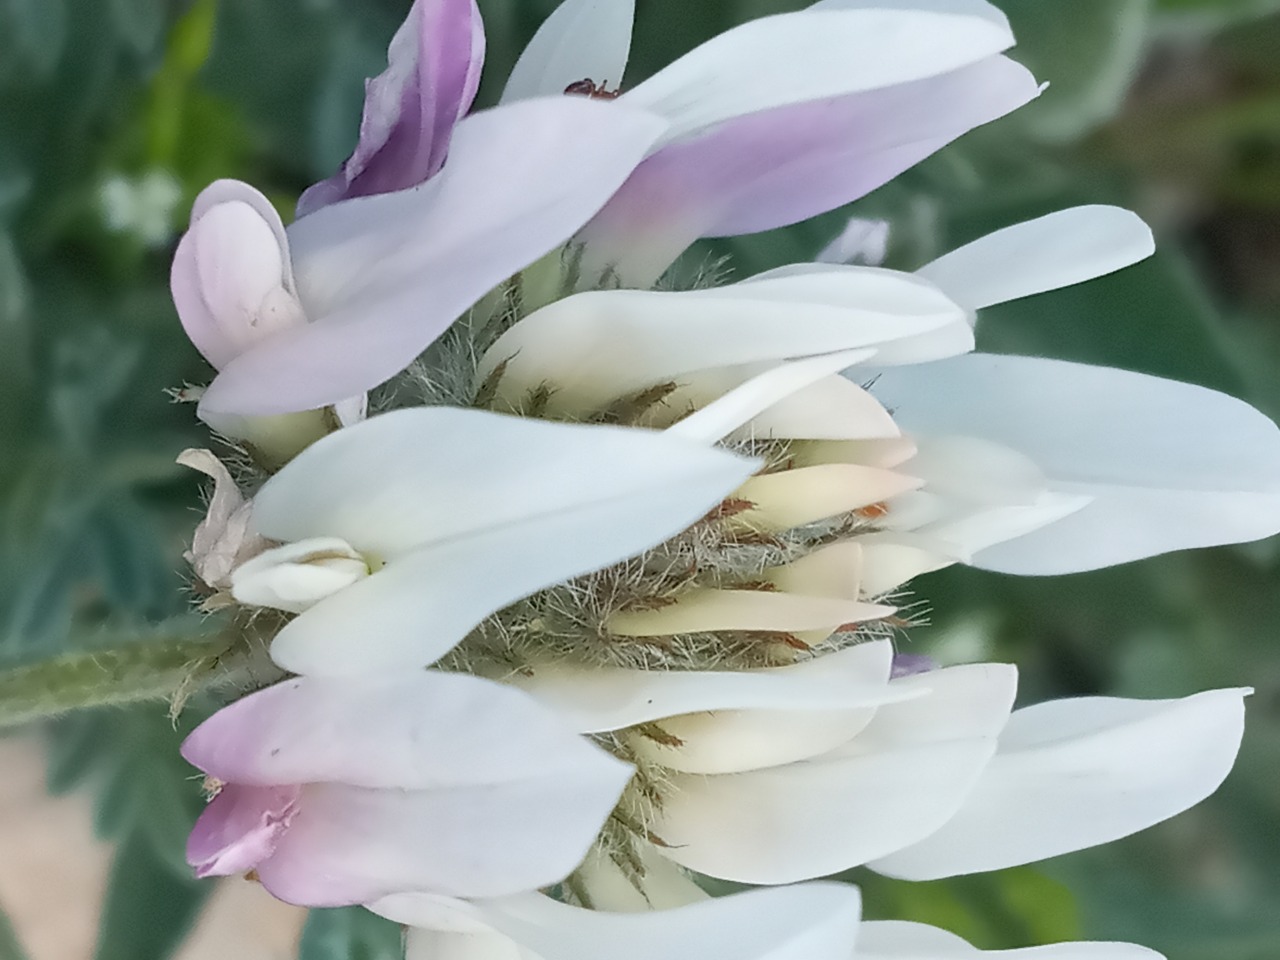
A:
[171,184,306,369]
[298,0,486,215]
[577,56,1039,286]
[255,775,620,906]
[186,783,301,878]
[198,98,667,417]
[180,672,628,793]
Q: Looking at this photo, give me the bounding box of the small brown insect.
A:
[564,78,622,100]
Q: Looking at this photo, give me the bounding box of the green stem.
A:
[0,628,276,728]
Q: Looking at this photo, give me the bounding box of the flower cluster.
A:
[169,1,1280,958]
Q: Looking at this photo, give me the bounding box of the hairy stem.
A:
[0,626,278,728]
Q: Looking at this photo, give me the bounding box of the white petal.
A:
[667,349,877,444]
[230,537,369,614]
[857,921,1165,960]
[251,407,753,561]
[868,354,1280,572]
[653,663,1016,882]
[810,0,1010,32]
[481,270,967,417]
[501,0,635,102]
[384,885,863,960]
[256,411,756,674]
[740,264,976,365]
[914,491,1093,558]
[269,471,755,677]
[624,8,1012,146]
[870,688,1249,880]
[878,434,1094,556]
[917,206,1155,314]
[516,641,908,733]
[479,885,862,960]
[907,436,1048,506]
[634,363,899,442]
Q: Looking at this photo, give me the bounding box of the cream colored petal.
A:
[607,588,891,637]
[667,349,876,445]
[230,537,369,614]
[728,464,921,533]
[765,542,863,599]
[857,533,962,597]
[574,845,708,913]
[789,438,918,470]
[632,704,885,774]
[736,375,899,442]
[630,366,899,443]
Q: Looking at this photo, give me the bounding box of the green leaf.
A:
[310,29,386,176]
[92,829,211,960]
[1,0,68,78]
[108,0,167,58]
[1156,0,1280,31]
[0,233,27,328]
[854,867,1081,949]
[997,0,1152,142]
[0,908,31,960]
[203,0,399,180]
[298,907,404,960]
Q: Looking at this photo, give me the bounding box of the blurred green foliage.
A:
[1,0,1279,958]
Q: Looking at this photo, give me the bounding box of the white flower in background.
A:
[98,168,182,247]
[818,218,892,267]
